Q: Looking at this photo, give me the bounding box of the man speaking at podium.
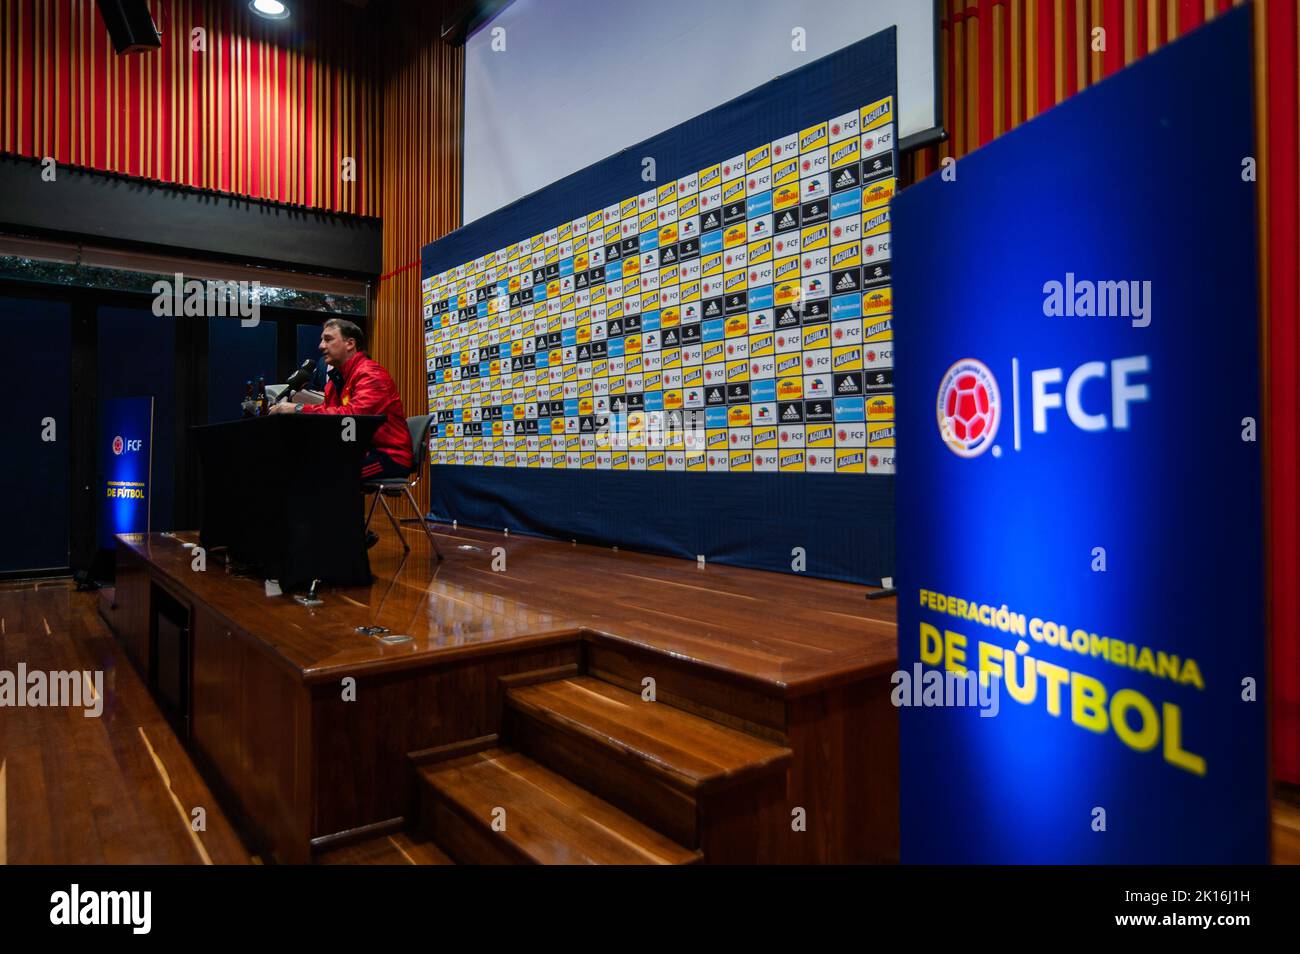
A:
[269,318,413,480]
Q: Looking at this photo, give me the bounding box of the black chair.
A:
[362,414,443,559]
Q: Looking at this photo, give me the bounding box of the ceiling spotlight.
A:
[250,0,290,19]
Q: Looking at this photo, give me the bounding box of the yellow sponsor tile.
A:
[866,394,895,421]
[778,449,806,472]
[799,121,828,152]
[835,449,867,473]
[776,376,803,401]
[863,287,893,315]
[860,95,893,131]
[862,177,896,210]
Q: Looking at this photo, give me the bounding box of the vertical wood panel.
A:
[370,0,464,515]
[0,0,377,214]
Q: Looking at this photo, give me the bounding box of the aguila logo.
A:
[936,359,1000,457]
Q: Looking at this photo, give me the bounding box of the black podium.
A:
[193,415,383,588]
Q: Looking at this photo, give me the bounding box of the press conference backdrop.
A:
[423,30,899,584]
[463,0,939,224]
[893,7,1266,862]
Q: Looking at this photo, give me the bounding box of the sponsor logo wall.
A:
[422,98,898,477]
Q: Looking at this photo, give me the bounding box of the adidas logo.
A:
[834,272,858,290]
[781,404,801,420]
[777,212,797,229]
[837,376,860,393]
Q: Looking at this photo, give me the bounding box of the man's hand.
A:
[268,402,297,415]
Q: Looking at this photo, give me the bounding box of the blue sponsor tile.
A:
[831,293,862,321]
[831,188,862,219]
[746,190,773,218]
[834,397,865,421]
[748,285,774,310]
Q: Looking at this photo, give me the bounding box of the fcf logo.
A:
[937,359,1000,457]
[112,436,142,455]
[112,436,124,455]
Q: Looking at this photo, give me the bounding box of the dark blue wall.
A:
[207,318,278,423]
[0,297,71,572]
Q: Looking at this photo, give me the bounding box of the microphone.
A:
[276,358,317,403]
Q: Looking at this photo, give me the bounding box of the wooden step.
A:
[417,747,701,865]
[504,676,792,849]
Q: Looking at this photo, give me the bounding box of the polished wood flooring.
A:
[0,578,250,864]
[114,522,898,691]
[3,520,1299,863]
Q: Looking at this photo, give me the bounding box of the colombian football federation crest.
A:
[936,358,1000,457]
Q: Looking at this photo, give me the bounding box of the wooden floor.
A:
[0,578,250,864]
[3,520,1299,863]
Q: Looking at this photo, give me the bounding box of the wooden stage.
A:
[5,533,1300,864]
[102,521,899,864]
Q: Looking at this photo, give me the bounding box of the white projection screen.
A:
[462,0,941,225]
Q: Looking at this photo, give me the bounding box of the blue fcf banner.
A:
[100,397,154,549]
[892,6,1267,863]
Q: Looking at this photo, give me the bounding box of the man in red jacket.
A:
[269,318,413,480]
